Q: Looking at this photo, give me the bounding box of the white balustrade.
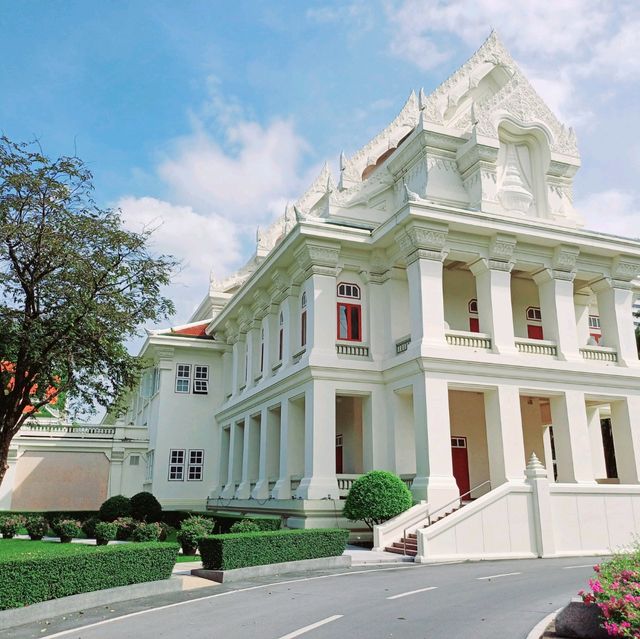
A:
[336,343,370,357]
[395,335,411,354]
[580,346,618,363]
[446,330,492,349]
[515,338,558,356]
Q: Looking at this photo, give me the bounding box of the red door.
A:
[335,434,343,474]
[451,436,470,497]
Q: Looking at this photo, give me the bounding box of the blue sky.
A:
[2,1,639,329]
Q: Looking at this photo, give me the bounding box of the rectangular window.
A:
[527,324,544,340]
[278,328,284,360]
[193,365,209,394]
[301,311,307,347]
[168,449,185,481]
[175,364,191,393]
[129,455,140,466]
[337,303,361,341]
[187,449,204,481]
[589,315,601,329]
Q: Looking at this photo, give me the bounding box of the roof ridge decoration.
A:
[419,30,578,157]
[295,162,335,214]
[339,90,420,188]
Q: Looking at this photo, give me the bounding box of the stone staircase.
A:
[384,500,472,557]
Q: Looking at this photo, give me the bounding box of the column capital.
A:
[489,233,517,262]
[591,277,633,293]
[469,257,514,276]
[532,268,576,285]
[293,240,340,277]
[552,244,580,272]
[395,221,449,264]
[612,255,640,282]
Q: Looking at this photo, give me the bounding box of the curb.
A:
[526,607,563,639]
[193,555,352,583]
[0,576,183,631]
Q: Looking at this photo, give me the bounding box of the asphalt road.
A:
[7,556,604,639]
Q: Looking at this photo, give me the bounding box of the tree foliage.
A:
[342,470,413,530]
[0,137,177,485]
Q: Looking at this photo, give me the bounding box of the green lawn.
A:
[0,538,96,559]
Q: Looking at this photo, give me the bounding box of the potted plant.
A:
[176,516,215,556]
[52,519,81,543]
[132,521,162,542]
[94,521,117,546]
[0,515,25,539]
[25,515,49,540]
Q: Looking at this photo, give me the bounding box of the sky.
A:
[2,0,639,336]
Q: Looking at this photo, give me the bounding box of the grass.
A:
[176,553,200,563]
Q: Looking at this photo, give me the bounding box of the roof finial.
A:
[339,151,347,171]
[419,87,427,110]
[403,179,421,203]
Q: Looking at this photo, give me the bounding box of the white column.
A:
[279,293,297,366]
[244,325,258,389]
[261,310,275,379]
[526,453,556,558]
[222,350,233,399]
[470,259,517,354]
[296,381,340,500]
[252,407,270,499]
[363,387,390,471]
[272,399,293,499]
[574,291,591,347]
[368,270,392,360]
[236,414,259,499]
[587,406,607,480]
[221,421,241,498]
[550,391,595,483]
[610,397,640,484]
[307,271,337,357]
[533,269,580,360]
[210,425,229,498]
[592,278,638,366]
[411,376,459,508]
[483,385,526,485]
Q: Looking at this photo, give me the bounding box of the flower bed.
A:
[0,540,179,610]
[198,528,349,571]
[580,548,640,637]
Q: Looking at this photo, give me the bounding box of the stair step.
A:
[385,546,417,557]
[391,540,417,550]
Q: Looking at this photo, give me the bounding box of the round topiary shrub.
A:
[0,515,25,539]
[132,521,162,542]
[94,521,117,546]
[99,495,131,522]
[113,517,136,541]
[229,519,260,534]
[130,491,162,522]
[342,470,413,530]
[176,516,215,555]
[25,515,49,540]
[52,519,81,543]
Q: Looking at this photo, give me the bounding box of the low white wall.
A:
[550,484,640,555]
[417,483,537,562]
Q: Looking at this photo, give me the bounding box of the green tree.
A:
[0,137,177,486]
[343,470,413,530]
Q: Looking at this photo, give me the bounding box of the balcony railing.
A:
[580,346,618,362]
[395,335,411,355]
[515,338,558,356]
[336,343,369,357]
[20,424,116,439]
[446,330,492,349]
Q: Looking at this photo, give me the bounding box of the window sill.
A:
[272,362,283,372]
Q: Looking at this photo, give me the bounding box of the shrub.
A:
[94,521,117,546]
[342,470,412,530]
[579,547,640,637]
[98,495,131,522]
[0,516,25,539]
[176,516,215,555]
[130,492,162,523]
[132,522,162,542]
[25,516,48,541]
[81,516,100,539]
[113,517,136,541]
[0,542,179,610]
[213,513,280,533]
[158,523,172,541]
[51,519,81,543]
[199,528,349,571]
[229,519,260,534]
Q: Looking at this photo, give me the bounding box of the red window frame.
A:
[337,303,362,342]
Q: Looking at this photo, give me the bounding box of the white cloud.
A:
[116,87,313,324]
[576,189,640,239]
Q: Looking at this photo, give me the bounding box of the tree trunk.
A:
[0,423,17,489]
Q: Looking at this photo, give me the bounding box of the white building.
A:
[117,32,640,559]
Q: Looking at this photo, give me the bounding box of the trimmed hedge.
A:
[0,511,98,525]
[0,541,179,610]
[198,528,349,571]
[160,510,281,533]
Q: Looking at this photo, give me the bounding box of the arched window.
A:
[468,298,479,333]
[300,292,307,347]
[337,282,360,299]
[278,311,284,361]
[526,306,543,340]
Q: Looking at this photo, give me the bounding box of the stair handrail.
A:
[426,480,491,527]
